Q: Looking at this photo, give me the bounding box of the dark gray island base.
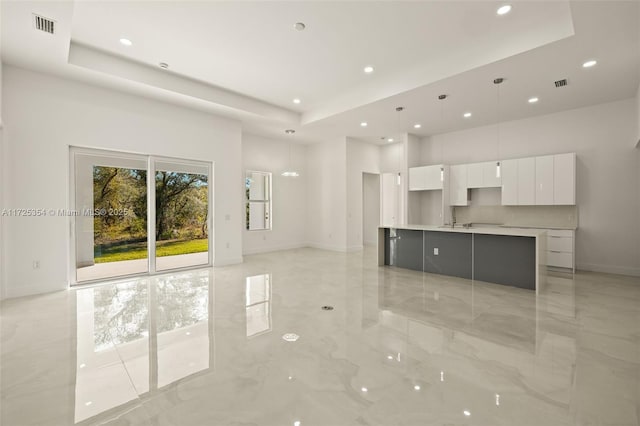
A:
[379,226,546,292]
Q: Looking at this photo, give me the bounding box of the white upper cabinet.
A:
[466,162,484,188]
[501,159,518,205]
[483,161,502,187]
[553,153,576,205]
[517,157,536,205]
[501,153,576,206]
[535,155,554,205]
[409,165,443,191]
[449,164,468,206]
[467,161,502,188]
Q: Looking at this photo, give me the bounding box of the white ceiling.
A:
[1,1,639,145]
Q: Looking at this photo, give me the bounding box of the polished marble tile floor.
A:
[1,247,639,426]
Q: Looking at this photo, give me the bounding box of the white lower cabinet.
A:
[545,229,575,271]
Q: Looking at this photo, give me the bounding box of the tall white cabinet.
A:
[381,173,401,226]
[535,155,554,205]
[501,159,518,205]
[553,153,576,205]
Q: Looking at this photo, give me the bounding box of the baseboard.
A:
[306,242,349,252]
[346,245,364,252]
[214,257,243,267]
[577,262,640,278]
[242,243,307,256]
[5,282,67,300]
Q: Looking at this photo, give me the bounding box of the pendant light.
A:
[438,94,447,181]
[494,78,504,178]
[282,129,299,177]
[395,107,404,185]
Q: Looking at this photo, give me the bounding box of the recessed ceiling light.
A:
[363,66,374,74]
[159,62,169,69]
[285,129,296,134]
[463,112,472,118]
[85,401,93,406]
[528,97,539,103]
[119,38,132,46]
[497,4,512,15]
[387,138,394,142]
[293,98,301,104]
[414,124,421,129]
[582,59,597,68]
[361,387,368,392]
[293,22,306,31]
[360,122,368,127]
[414,385,421,391]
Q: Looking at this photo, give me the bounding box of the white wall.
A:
[346,138,380,250]
[242,134,307,254]
[636,83,640,146]
[379,142,404,173]
[306,138,347,251]
[2,66,243,298]
[362,173,380,245]
[420,98,640,276]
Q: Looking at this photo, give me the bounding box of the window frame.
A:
[245,170,273,231]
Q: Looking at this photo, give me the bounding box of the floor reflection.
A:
[245,274,272,338]
[3,248,638,426]
[74,270,213,423]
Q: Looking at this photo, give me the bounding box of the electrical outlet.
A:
[226,242,230,249]
[434,248,439,256]
[225,214,230,221]
[33,260,40,269]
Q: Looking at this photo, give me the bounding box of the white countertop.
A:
[500,224,577,231]
[380,224,546,238]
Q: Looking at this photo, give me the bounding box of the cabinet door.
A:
[554,153,576,205]
[467,162,484,188]
[535,155,554,205]
[409,166,427,191]
[449,165,468,206]
[501,159,518,205]
[424,165,444,190]
[517,157,536,205]
[483,161,502,187]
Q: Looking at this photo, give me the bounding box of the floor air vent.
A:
[554,79,568,88]
[33,14,55,34]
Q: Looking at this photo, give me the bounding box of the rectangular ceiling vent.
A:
[33,14,55,34]
[554,79,568,88]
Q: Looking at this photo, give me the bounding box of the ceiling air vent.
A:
[554,79,568,88]
[33,14,55,34]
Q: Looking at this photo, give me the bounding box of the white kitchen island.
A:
[378,225,547,293]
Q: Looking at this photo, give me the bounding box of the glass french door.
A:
[71,148,212,284]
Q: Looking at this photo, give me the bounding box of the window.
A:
[245,171,272,231]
